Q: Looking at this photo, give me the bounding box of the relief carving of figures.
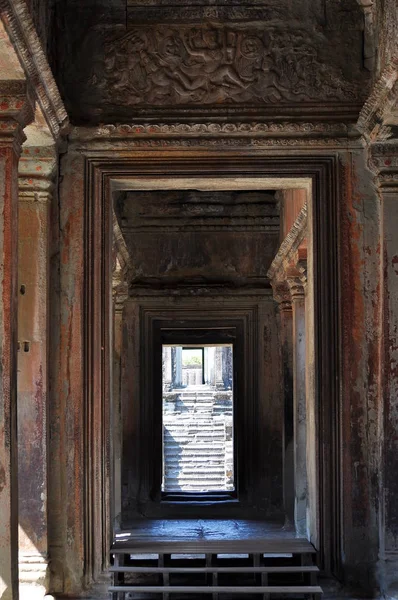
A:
[94,25,364,106]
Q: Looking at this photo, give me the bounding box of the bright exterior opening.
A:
[162,344,234,493]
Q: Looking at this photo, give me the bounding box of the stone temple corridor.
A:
[1,0,398,599]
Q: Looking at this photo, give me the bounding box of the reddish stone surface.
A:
[0,143,20,600]
[380,185,398,586]
[48,150,85,594]
[18,191,51,557]
[280,189,307,242]
[339,150,381,592]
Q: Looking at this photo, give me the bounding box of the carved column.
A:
[287,275,308,537]
[371,141,398,595]
[215,345,224,389]
[0,95,29,600]
[272,281,294,525]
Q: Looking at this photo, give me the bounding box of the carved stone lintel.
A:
[86,122,353,139]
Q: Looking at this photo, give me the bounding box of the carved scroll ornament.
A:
[93,25,363,106]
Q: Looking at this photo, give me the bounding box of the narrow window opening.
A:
[162,344,234,496]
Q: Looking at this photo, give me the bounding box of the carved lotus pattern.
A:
[93,25,363,106]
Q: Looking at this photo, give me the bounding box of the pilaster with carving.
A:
[287,276,307,537]
[112,265,128,532]
[17,144,57,598]
[271,280,294,524]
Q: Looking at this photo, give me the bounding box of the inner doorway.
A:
[162,344,235,495]
[97,159,341,595]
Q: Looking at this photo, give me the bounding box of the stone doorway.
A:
[75,152,341,593]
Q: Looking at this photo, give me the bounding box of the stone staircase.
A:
[162,385,233,492]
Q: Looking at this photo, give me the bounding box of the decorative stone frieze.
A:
[68,122,362,152]
[97,24,363,107]
[59,0,368,123]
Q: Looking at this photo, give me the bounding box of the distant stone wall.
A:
[182,366,202,386]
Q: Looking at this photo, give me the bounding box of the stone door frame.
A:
[82,151,341,585]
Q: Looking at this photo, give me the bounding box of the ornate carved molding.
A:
[287,275,306,301]
[91,24,365,109]
[267,203,307,282]
[369,140,398,189]
[271,280,292,312]
[0,93,32,152]
[18,144,57,202]
[69,123,362,151]
[357,54,398,140]
[0,0,69,139]
[91,122,352,137]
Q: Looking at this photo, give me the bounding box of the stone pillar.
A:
[163,346,172,390]
[16,146,56,598]
[215,346,224,389]
[222,346,233,389]
[371,141,398,596]
[112,289,127,530]
[288,275,308,537]
[272,281,294,525]
[174,346,182,387]
[0,96,28,600]
[204,347,215,385]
